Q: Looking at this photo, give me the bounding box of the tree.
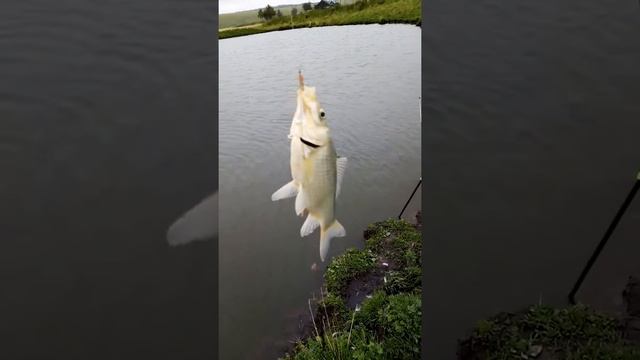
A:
[302,2,312,11]
[257,8,264,20]
[276,9,283,17]
[291,7,298,16]
[262,4,276,20]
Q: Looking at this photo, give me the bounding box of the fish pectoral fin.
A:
[319,220,346,262]
[271,181,299,201]
[294,186,306,217]
[300,214,320,237]
[336,157,347,199]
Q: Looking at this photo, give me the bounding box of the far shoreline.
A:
[219,0,421,40]
[219,19,421,40]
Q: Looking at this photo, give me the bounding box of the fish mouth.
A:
[300,137,320,148]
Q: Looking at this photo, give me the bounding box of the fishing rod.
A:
[398,177,422,220]
[568,170,640,305]
[397,97,423,220]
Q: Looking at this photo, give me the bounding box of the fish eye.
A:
[319,110,326,119]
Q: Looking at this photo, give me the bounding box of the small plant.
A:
[316,291,349,326]
[354,290,388,331]
[284,328,386,360]
[283,290,384,360]
[383,266,421,294]
[381,293,422,358]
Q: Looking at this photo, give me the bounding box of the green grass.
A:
[285,292,421,360]
[325,248,376,295]
[285,327,386,360]
[281,218,422,360]
[219,2,360,29]
[219,4,301,29]
[460,304,640,360]
[219,9,261,29]
[219,0,421,39]
[365,218,421,268]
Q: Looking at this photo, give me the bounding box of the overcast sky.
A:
[219,0,307,14]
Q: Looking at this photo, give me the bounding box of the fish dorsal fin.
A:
[336,157,347,199]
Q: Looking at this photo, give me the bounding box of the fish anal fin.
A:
[300,214,320,237]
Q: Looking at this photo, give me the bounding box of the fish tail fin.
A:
[319,220,346,262]
[271,181,298,201]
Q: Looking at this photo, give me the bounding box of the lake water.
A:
[219,24,421,359]
[423,0,640,358]
[1,1,218,358]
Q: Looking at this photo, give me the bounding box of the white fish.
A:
[295,79,347,262]
[271,72,348,261]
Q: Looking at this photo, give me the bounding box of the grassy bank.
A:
[219,0,421,40]
[459,304,640,360]
[281,218,422,359]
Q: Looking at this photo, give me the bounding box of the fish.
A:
[296,86,348,262]
[271,71,348,261]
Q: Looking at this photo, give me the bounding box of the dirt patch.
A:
[345,269,386,308]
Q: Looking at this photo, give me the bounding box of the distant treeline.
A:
[258,0,339,21]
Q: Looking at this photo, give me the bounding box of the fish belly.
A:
[303,142,337,228]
